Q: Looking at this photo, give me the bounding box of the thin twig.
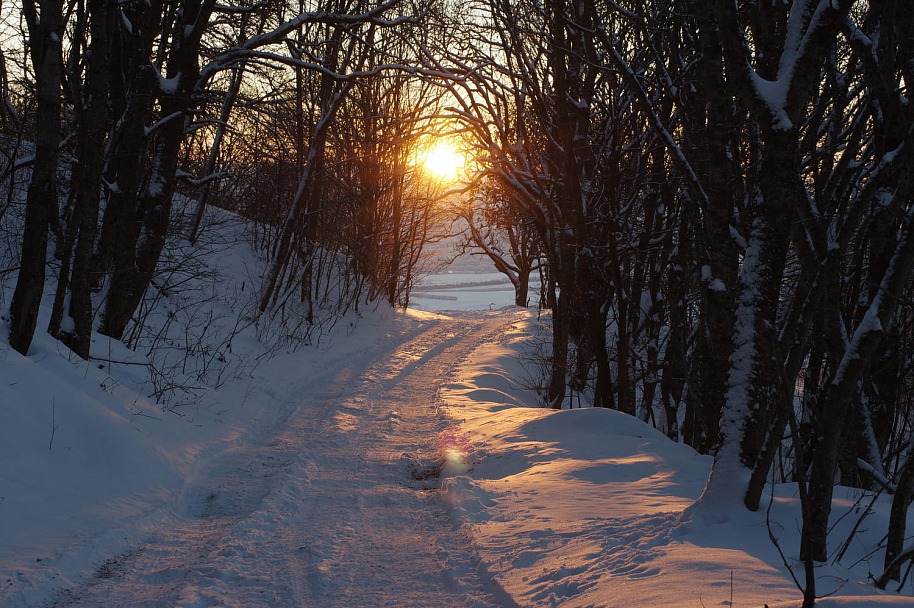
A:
[767,482,804,592]
[87,355,148,366]
[48,397,57,451]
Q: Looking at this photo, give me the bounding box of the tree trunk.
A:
[879,439,914,585]
[684,9,740,453]
[806,199,914,561]
[588,296,615,410]
[48,0,114,358]
[99,135,180,338]
[513,265,530,307]
[736,129,797,510]
[91,60,156,290]
[99,0,216,339]
[547,253,571,408]
[9,0,64,355]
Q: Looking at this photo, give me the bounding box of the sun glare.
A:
[419,140,464,182]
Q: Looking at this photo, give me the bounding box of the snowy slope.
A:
[0,301,441,606]
[439,316,914,607]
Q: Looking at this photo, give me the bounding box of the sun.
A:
[418,140,464,182]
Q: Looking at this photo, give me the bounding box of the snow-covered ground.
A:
[1,230,912,607]
[411,244,540,312]
[438,317,914,607]
[411,262,541,312]
[411,271,519,311]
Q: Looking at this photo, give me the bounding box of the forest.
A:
[1,0,913,604]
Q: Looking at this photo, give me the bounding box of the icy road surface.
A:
[48,311,521,608]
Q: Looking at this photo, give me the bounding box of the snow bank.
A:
[439,312,914,607]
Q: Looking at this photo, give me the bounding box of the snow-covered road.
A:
[10,303,904,607]
[47,311,521,608]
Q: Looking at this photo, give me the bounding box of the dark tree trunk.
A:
[737,129,798,510]
[98,118,184,338]
[9,0,64,355]
[547,255,571,408]
[48,0,115,358]
[588,296,615,410]
[806,199,914,561]
[98,0,215,339]
[513,266,530,307]
[681,7,741,453]
[879,444,914,585]
[91,50,158,290]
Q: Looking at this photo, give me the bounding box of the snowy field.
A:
[412,268,541,312]
[0,235,912,606]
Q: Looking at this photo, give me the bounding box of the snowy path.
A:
[47,311,521,608]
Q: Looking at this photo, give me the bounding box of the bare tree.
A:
[457,179,542,308]
[47,0,115,358]
[8,0,64,355]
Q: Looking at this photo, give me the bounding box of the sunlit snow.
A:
[0,219,910,607]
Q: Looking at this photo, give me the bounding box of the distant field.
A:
[412,271,540,310]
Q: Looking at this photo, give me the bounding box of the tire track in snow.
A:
[45,310,523,608]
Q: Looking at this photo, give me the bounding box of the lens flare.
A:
[437,427,472,474]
